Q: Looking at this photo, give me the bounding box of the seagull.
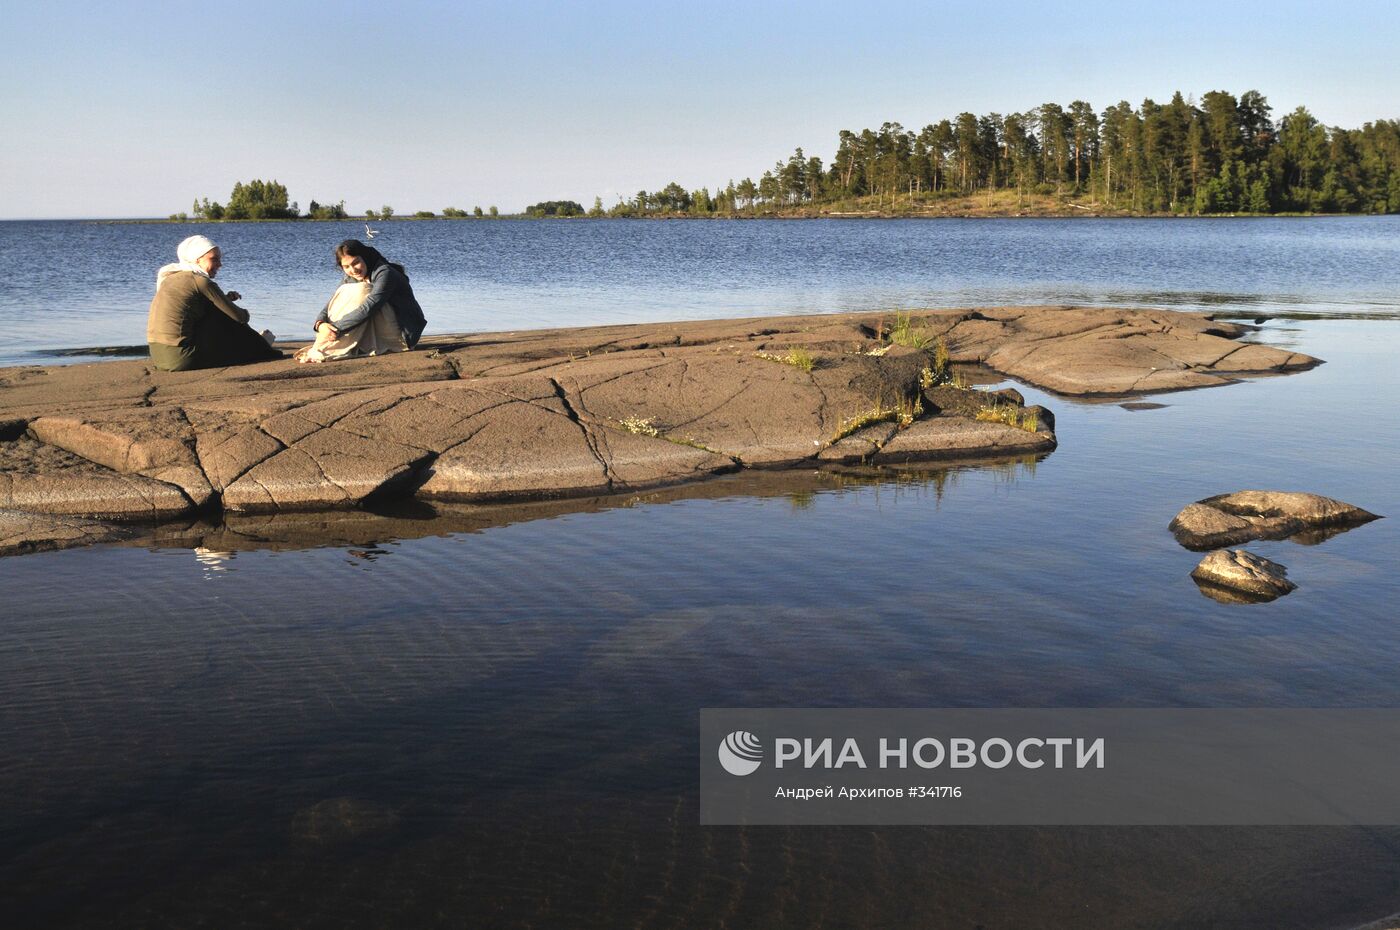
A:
[364,223,379,239]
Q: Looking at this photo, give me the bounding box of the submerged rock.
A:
[290,797,400,844]
[1170,490,1380,550]
[1191,549,1297,603]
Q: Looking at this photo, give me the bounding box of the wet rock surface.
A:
[1191,549,1298,603]
[1170,490,1381,550]
[0,509,133,557]
[0,307,1318,555]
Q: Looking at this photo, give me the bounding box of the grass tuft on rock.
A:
[920,336,954,390]
[830,395,923,443]
[885,312,934,349]
[974,403,1039,433]
[756,347,816,372]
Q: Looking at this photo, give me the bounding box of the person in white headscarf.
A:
[146,235,282,371]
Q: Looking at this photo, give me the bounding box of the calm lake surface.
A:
[0,216,1398,365]
[1,219,1399,928]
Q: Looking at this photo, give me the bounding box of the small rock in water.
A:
[1191,549,1297,603]
[1119,402,1168,411]
[1170,490,1380,550]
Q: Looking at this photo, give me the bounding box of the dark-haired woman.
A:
[301,239,426,362]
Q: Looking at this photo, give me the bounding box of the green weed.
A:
[830,394,923,443]
[974,403,1040,433]
[887,312,934,349]
[756,347,816,372]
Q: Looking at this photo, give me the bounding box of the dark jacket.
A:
[316,263,426,347]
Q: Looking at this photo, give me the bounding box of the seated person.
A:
[295,278,404,363]
[301,239,426,363]
[146,235,282,371]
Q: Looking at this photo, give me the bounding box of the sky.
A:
[2,0,1397,218]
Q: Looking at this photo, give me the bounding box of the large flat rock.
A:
[874,417,1055,463]
[28,409,213,507]
[222,428,432,513]
[0,435,193,520]
[949,307,1318,395]
[0,306,1322,554]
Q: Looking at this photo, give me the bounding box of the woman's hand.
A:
[316,321,339,337]
[225,290,242,302]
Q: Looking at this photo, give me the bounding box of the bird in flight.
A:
[364,223,379,239]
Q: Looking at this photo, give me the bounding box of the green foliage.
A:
[886,312,933,349]
[975,402,1040,433]
[830,395,923,443]
[379,205,395,219]
[414,210,435,218]
[193,197,224,220]
[473,206,484,217]
[920,336,951,389]
[581,90,1399,217]
[488,206,499,217]
[442,207,468,218]
[224,179,294,220]
[306,199,347,220]
[525,200,585,217]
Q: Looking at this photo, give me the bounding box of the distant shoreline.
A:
[5,210,1388,224]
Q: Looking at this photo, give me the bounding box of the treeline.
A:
[173,180,501,221]
[525,200,585,217]
[599,90,1400,216]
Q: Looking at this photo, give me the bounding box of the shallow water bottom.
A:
[2,321,1399,928]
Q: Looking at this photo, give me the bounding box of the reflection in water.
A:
[2,322,1399,928]
[193,546,235,574]
[102,458,1047,561]
[1192,577,1288,605]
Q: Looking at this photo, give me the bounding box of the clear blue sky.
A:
[3,0,1397,218]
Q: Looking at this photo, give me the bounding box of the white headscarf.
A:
[156,235,219,289]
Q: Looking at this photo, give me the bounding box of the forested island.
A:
[171,182,500,222]
[172,89,1398,221]
[602,89,1398,217]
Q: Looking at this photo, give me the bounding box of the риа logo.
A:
[718,731,763,776]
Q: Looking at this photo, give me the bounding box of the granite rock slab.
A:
[0,307,1323,553]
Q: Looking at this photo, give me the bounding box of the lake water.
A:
[2,220,1399,928]
[0,216,1398,366]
